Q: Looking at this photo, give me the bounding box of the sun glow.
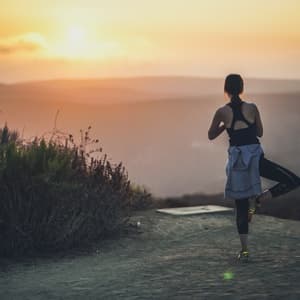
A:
[68,26,86,44]
[2,1,300,81]
[60,25,88,58]
[44,24,123,60]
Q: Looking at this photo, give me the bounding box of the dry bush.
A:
[0,124,151,257]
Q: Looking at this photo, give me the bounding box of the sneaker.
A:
[237,250,249,262]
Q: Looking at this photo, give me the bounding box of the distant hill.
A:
[1,76,300,104]
[0,76,299,198]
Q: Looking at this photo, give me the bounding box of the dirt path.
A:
[1,210,299,299]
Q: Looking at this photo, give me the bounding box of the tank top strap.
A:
[228,101,252,130]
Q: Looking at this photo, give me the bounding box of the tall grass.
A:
[0,124,151,257]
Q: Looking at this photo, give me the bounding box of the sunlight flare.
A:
[43,24,124,60]
[67,25,86,44]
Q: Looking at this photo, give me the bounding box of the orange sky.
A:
[1,0,300,82]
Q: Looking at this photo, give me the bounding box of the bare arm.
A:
[253,104,263,137]
[208,108,226,140]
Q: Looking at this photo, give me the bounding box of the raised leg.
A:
[258,154,300,200]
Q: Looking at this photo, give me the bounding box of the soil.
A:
[0,209,299,299]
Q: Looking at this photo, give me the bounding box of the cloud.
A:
[0,33,46,55]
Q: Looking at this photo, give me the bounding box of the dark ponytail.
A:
[231,94,242,105]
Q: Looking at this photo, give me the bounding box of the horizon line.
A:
[2,74,300,85]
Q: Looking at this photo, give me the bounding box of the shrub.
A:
[129,183,153,210]
[0,124,149,257]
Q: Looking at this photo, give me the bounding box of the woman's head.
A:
[224,74,244,98]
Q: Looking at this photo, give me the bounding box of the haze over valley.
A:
[1,77,299,197]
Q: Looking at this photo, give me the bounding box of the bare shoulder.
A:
[217,104,231,115]
[243,101,258,112]
[212,104,230,124]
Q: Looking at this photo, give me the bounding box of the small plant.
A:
[129,183,153,210]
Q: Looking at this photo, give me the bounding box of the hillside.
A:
[2,77,300,104]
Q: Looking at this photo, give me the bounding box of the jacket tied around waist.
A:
[225,143,264,200]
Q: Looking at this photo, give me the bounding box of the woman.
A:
[208,74,300,261]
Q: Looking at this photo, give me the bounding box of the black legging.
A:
[235,153,300,234]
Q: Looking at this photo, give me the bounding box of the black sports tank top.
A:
[226,100,260,147]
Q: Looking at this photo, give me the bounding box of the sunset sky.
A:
[1,0,300,82]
